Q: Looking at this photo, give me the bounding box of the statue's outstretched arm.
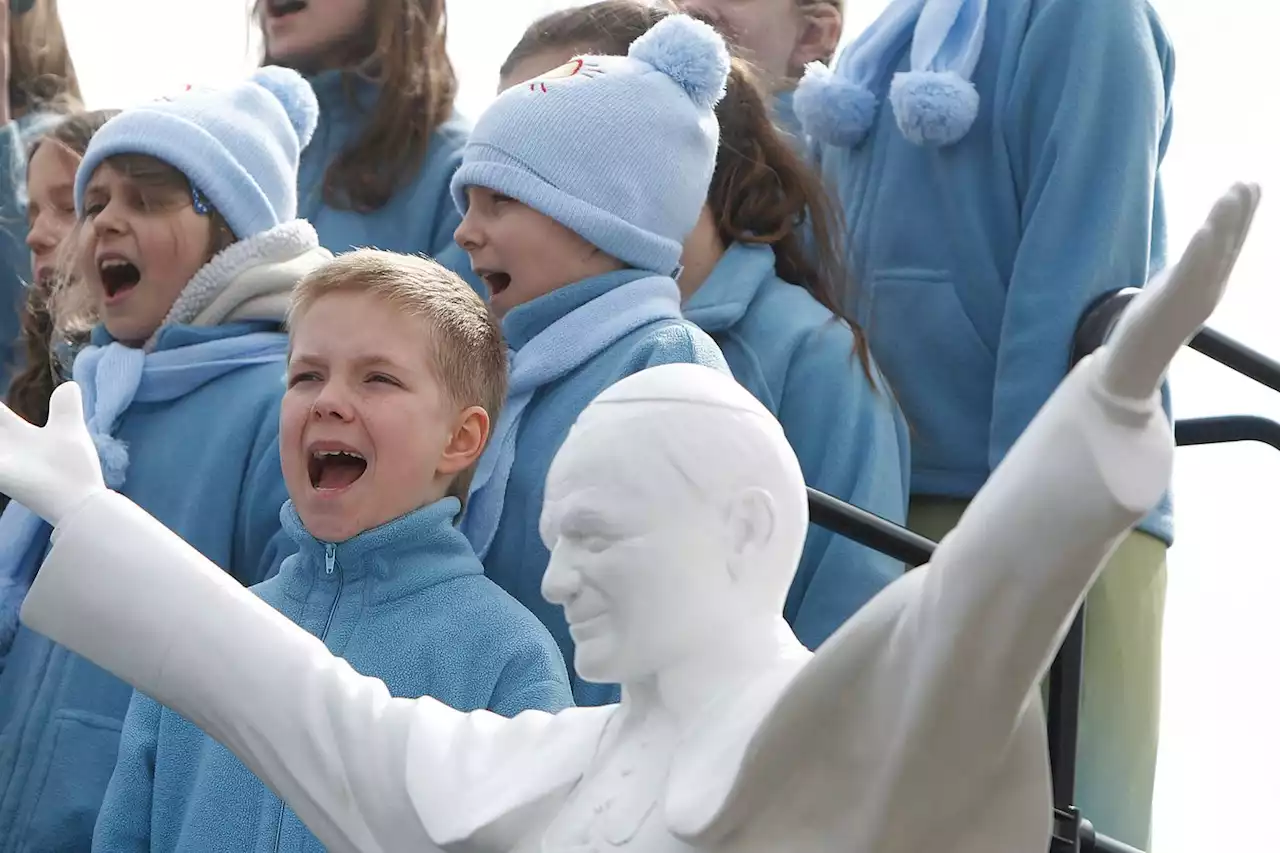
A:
[3,389,583,853]
[18,483,458,852]
[888,183,1259,798]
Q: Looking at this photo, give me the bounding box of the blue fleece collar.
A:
[278,497,480,591]
[683,242,777,333]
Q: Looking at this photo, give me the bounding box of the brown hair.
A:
[6,109,115,426]
[288,250,507,507]
[9,0,83,117]
[503,1,873,382]
[258,0,457,215]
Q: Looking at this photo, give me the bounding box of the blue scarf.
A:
[0,331,288,661]
[793,0,988,148]
[461,275,683,560]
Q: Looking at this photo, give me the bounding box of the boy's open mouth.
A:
[266,0,307,18]
[477,269,512,298]
[308,449,368,491]
[98,258,141,300]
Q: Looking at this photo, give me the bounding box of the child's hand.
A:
[1100,182,1261,403]
[0,382,106,525]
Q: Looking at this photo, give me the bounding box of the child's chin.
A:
[296,502,364,545]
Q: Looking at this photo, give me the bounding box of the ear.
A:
[789,2,843,75]
[436,405,491,478]
[725,487,776,582]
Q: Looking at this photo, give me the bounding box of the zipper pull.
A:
[325,543,336,575]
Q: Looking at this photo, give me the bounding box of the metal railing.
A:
[802,287,1280,853]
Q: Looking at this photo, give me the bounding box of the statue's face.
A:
[540,417,735,685]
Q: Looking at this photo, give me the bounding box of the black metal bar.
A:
[1188,327,1280,393]
[1175,415,1280,452]
[1046,614,1085,810]
[806,487,935,568]
[1081,820,1146,853]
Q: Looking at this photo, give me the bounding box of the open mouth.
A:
[477,269,512,298]
[308,449,368,492]
[98,258,141,300]
[266,0,307,18]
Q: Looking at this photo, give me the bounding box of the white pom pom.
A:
[628,14,730,110]
[252,66,320,149]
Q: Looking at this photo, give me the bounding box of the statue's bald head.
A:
[548,365,809,612]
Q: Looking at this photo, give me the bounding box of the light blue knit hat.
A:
[450,14,731,278]
[794,0,988,148]
[74,67,319,239]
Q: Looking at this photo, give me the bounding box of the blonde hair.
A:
[289,250,508,505]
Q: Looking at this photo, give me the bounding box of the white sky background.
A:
[56,0,1280,849]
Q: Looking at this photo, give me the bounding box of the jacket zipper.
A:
[273,542,344,852]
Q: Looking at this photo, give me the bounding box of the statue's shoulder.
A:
[665,582,919,846]
[408,704,619,850]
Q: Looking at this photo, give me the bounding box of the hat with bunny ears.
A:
[794,0,987,149]
[74,66,319,240]
[450,14,730,278]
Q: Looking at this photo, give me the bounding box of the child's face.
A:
[282,289,487,543]
[79,163,212,346]
[454,187,624,317]
[26,141,81,286]
[676,0,841,86]
[261,0,370,70]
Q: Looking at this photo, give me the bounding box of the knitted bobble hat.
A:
[74,66,319,240]
[450,14,731,278]
[794,0,988,149]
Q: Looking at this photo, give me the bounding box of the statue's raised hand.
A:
[1100,182,1261,402]
[0,382,105,525]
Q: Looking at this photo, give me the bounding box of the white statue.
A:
[2,183,1261,853]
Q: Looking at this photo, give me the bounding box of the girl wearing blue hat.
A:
[0,67,331,851]
[792,0,1174,847]
[451,13,736,707]
[500,0,911,655]
[255,0,481,294]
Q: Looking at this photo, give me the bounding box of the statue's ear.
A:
[725,487,776,581]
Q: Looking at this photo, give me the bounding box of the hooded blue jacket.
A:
[92,498,572,853]
[810,0,1175,542]
[0,322,292,853]
[684,242,910,649]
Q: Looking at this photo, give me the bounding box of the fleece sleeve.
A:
[233,404,292,586]
[990,0,1174,470]
[628,322,731,376]
[91,691,160,853]
[777,327,910,649]
[487,636,575,719]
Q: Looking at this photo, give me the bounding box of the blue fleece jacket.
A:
[0,322,292,853]
[481,271,729,707]
[298,71,481,295]
[92,497,571,853]
[811,0,1175,542]
[684,243,910,649]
